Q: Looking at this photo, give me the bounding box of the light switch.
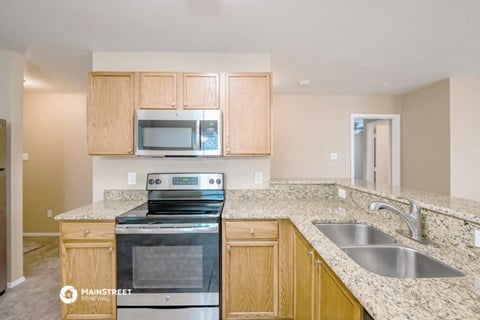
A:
[128,172,136,185]
[23,153,29,160]
[330,153,338,160]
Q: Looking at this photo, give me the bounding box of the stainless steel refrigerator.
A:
[0,119,6,294]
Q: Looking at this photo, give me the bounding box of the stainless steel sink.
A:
[342,245,464,278]
[314,223,396,247]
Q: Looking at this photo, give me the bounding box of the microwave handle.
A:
[195,120,201,150]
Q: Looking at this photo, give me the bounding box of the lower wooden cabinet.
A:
[320,261,363,320]
[60,221,116,320]
[293,230,364,320]
[223,220,280,319]
[294,231,314,320]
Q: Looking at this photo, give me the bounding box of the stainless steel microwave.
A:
[135,109,222,157]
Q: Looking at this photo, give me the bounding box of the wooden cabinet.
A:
[139,72,177,109]
[224,73,271,155]
[293,229,363,320]
[223,220,279,319]
[294,231,314,320]
[139,72,220,109]
[87,72,136,155]
[60,221,116,320]
[320,260,363,320]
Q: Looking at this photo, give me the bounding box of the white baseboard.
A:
[7,276,25,288]
[23,232,60,236]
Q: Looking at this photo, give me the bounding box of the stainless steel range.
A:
[115,173,224,320]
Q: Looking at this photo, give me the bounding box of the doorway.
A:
[350,114,400,186]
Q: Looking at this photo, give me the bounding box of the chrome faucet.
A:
[369,198,422,242]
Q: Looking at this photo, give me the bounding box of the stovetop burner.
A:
[116,173,224,225]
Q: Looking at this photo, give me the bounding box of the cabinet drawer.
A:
[61,222,115,240]
[225,221,278,239]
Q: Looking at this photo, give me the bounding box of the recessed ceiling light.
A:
[383,82,390,86]
[299,80,310,86]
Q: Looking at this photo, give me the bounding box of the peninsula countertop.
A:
[222,197,480,320]
[54,184,480,319]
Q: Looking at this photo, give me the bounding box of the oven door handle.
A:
[115,225,218,234]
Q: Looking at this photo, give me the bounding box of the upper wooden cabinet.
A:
[183,73,220,109]
[87,72,136,155]
[224,73,271,156]
[139,72,177,109]
[139,72,220,109]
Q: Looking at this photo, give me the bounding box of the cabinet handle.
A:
[108,247,113,253]
[314,259,321,265]
[307,250,313,256]
[128,148,133,153]
[183,102,188,107]
[226,245,231,251]
[171,102,176,107]
[83,228,90,236]
[250,228,255,236]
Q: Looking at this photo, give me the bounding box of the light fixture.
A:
[299,80,310,86]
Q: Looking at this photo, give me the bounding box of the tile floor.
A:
[0,236,61,320]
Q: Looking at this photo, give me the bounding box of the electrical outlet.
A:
[338,188,346,199]
[128,172,136,185]
[330,153,338,160]
[254,172,263,185]
[475,230,480,248]
[47,210,52,218]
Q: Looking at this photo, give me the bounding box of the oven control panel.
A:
[146,173,224,190]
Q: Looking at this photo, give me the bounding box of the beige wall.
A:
[0,50,24,285]
[271,94,402,179]
[401,80,450,195]
[450,77,480,200]
[91,51,271,201]
[23,94,92,232]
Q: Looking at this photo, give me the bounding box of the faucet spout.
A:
[369,198,422,241]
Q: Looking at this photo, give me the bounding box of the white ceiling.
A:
[1,0,480,94]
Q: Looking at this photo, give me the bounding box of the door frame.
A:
[350,114,400,186]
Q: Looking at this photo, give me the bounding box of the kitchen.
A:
[1,1,480,320]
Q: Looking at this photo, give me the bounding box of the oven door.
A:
[115,223,219,307]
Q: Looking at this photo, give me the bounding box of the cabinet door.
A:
[139,72,177,109]
[183,73,220,109]
[61,241,116,320]
[225,73,271,155]
[87,72,135,155]
[321,262,363,320]
[313,253,322,320]
[224,241,278,319]
[294,232,314,320]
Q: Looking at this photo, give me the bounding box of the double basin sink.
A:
[315,223,464,279]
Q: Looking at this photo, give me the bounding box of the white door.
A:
[366,120,391,186]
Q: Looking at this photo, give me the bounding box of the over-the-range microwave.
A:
[135,109,222,157]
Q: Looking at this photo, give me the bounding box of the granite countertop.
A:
[54,199,145,220]
[54,183,480,319]
[223,198,480,320]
